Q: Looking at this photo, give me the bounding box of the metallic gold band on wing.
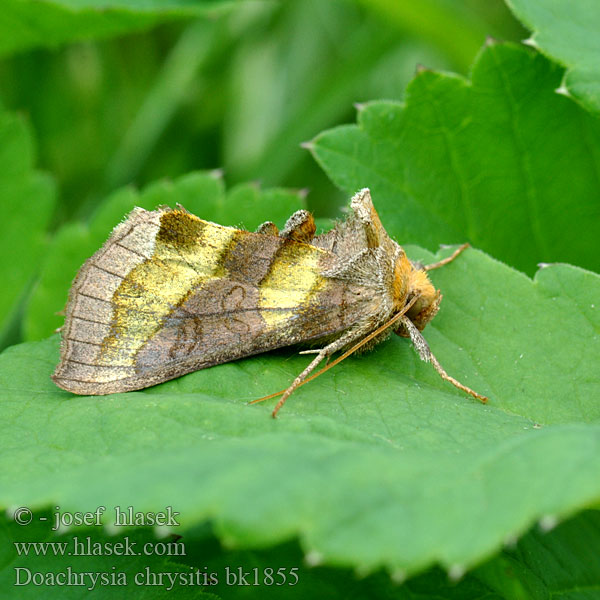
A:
[99,213,236,367]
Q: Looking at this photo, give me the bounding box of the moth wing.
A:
[53,207,380,395]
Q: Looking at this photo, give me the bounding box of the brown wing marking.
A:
[135,233,377,370]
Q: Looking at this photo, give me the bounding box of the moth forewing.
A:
[52,202,379,395]
[53,187,487,416]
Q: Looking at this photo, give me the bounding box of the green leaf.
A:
[2,214,600,577]
[23,172,305,340]
[176,509,600,599]
[475,510,600,599]
[309,42,600,276]
[0,0,235,57]
[0,111,55,348]
[505,0,600,114]
[181,530,503,600]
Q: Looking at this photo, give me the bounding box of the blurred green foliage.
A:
[0,0,525,226]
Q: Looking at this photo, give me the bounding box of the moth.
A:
[53,188,487,416]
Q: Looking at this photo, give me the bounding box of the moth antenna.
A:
[400,315,487,403]
[424,243,469,271]
[250,295,420,415]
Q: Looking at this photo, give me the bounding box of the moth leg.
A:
[272,324,372,418]
[400,315,487,403]
[279,209,316,243]
[299,348,331,368]
[424,243,469,271]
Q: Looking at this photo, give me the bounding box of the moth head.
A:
[393,256,441,337]
[406,268,441,329]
